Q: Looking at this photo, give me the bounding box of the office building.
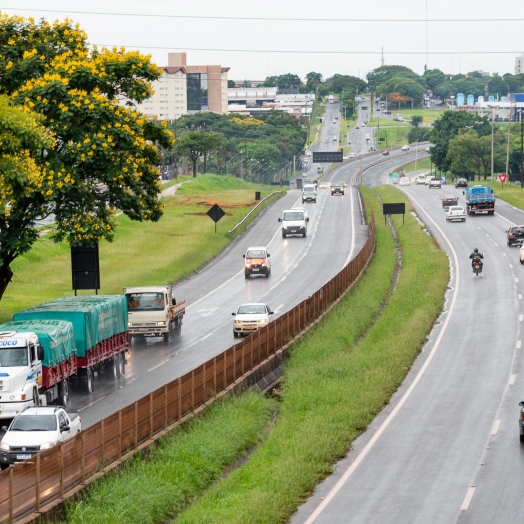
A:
[135,53,229,120]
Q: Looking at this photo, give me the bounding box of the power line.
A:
[2,7,524,23]
[92,45,524,55]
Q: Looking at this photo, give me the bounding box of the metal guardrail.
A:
[0,212,376,524]
[226,191,282,236]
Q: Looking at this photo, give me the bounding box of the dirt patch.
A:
[185,212,233,217]
[196,199,256,209]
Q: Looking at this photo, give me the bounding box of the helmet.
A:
[473,248,478,253]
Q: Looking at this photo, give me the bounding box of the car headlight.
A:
[39,442,55,451]
[257,318,268,325]
[156,321,166,326]
[245,264,251,268]
[0,442,9,451]
[234,320,242,325]
[9,394,26,401]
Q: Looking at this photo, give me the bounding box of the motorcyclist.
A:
[469,248,484,268]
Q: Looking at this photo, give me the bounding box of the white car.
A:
[401,145,410,151]
[232,303,274,337]
[520,245,524,264]
[424,175,434,185]
[446,205,466,222]
[424,147,431,152]
[333,137,337,141]
[349,152,355,158]
[429,178,442,189]
[415,175,426,185]
[399,177,411,186]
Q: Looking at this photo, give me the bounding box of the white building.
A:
[134,53,229,120]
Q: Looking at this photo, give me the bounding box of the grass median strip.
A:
[57,186,448,524]
[0,175,282,322]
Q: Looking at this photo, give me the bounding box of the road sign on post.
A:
[499,174,507,188]
[207,203,225,233]
[312,152,343,163]
[383,202,406,225]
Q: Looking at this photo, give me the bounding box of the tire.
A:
[163,332,169,344]
[245,273,250,279]
[520,434,524,443]
[303,231,307,238]
[112,355,121,380]
[175,318,182,335]
[118,352,126,376]
[282,231,286,238]
[234,330,239,338]
[520,259,524,265]
[508,239,511,246]
[462,219,466,222]
[58,379,69,407]
[86,368,94,394]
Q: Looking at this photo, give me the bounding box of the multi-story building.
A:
[515,53,524,75]
[136,52,229,120]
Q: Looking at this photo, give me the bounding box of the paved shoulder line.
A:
[304,191,460,524]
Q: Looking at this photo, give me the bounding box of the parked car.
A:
[401,145,410,151]
[455,178,468,188]
[429,178,442,189]
[232,303,273,337]
[507,226,524,246]
[446,205,466,222]
[243,246,271,278]
[442,195,458,208]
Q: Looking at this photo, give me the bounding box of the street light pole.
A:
[520,110,524,188]
[491,106,495,182]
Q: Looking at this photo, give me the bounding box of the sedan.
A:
[399,177,411,186]
[401,145,410,151]
[446,205,466,222]
[442,195,458,208]
[416,175,426,185]
[507,226,524,246]
[429,178,442,189]
[232,303,274,337]
[382,150,390,155]
[455,178,468,188]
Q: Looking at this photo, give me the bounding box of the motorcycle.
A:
[472,256,483,277]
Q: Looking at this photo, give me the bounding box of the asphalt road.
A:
[63,100,374,427]
[292,175,524,523]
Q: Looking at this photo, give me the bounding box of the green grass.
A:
[62,393,277,524]
[54,186,449,524]
[0,175,284,323]
[172,186,449,524]
[376,126,410,149]
[400,157,432,173]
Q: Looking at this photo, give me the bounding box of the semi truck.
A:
[2,295,129,405]
[124,285,185,343]
[464,185,495,215]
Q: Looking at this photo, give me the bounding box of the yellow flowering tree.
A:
[0,95,54,298]
[0,14,173,298]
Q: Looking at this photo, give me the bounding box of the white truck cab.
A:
[0,332,45,419]
[279,208,309,238]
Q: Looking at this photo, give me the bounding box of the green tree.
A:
[228,80,236,88]
[430,111,490,172]
[177,131,224,177]
[411,115,423,127]
[423,69,446,91]
[0,95,54,298]
[0,14,173,299]
[488,74,508,97]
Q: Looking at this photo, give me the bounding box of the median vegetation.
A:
[57,185,449,524]
[0,175,283,323]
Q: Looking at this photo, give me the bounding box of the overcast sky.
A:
[4,1,524,82]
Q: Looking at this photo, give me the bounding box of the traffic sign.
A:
[499,174,507,183]
[312,152,343,163]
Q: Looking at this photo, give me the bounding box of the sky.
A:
[4,1,524,82]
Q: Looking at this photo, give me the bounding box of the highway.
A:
[65,99,375,426]
[292,171,524,523]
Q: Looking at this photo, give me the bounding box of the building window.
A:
[187,73,208,112]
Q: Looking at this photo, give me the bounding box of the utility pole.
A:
[173,118,178,179]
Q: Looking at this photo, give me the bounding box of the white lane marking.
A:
[461,487,476,511]
[342,184,356,267]
[520,315,523,322]
[510,374,516,385]
[197,307,219,317]
[78,396,106,412]
[519,295,522,300]
[148,359,169,372]
[516,278,520,283]
[518,341,522,348]
[510,264,514,268]
[303,191,461,524]
[491,418,502,435]
[494,242,498,246]
[273,304,285,314]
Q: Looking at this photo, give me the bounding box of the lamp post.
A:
[519,109,524,188]
[489,106,496,182]
[506,103,515,183]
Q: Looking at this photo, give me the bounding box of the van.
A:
[278,209,309,238]
[243,246,271,278]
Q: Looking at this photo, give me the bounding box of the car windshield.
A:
[283,212,304,221]
[246,250,266,258]
[0,347,28,367]
[303,188,315,194]
[237,305,266,315]
[511,227,524,233]
[10,415,57,431]
[126,293,165,311]
[450,206,463,211]
[332,183,342,188]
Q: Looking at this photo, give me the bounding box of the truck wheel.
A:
[118,352,126,376]
[303,231,307,238]
[59,379,69,407]
[112,355,121,380]
[176,318,182,335]
[86,368,94,394]
[163,332,169,344]
[282,232,286,238]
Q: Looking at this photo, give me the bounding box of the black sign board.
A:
[71,243,100,294]
[313,151,343,163]
[207,203,226,233]
[383,202,406,225]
